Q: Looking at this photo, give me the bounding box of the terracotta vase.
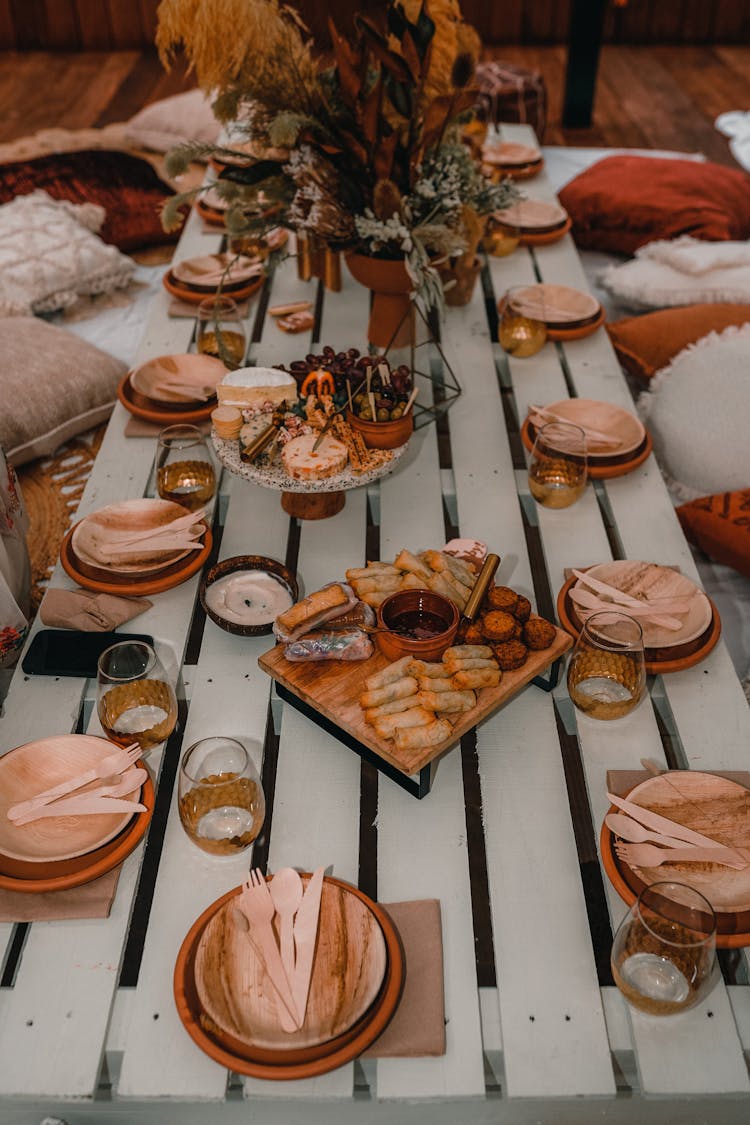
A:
[345,253,415,349]
[439,255,482,307]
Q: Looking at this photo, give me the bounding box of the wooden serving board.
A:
[259,622,572,777]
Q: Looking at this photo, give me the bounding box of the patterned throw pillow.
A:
[0,316,126,466]
[678,490,750,580]
[0,191,135,317]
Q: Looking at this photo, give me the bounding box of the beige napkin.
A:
[363,898,445,1058]
[0,865,121,922]
[608,769,750,799]
[168,297,252,319]
[124,416,212,438]
[40,587,152,631]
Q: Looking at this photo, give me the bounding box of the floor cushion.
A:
[600,252,750,311]
[0,149,181,251]
[124,88,220,153]
[607,303,750,381]
[559,155,750,255]
[0,190,135,317]
[678,490,750,580]
[0,317,126,466]
[638,323,750,500]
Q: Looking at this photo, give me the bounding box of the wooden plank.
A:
[75,0,113,49]
[108,0,148,50]
[40,0,79,48]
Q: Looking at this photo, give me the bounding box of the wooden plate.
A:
[0,735,141,862]
[0,769,154,893]
[61,523,212,597]
[546,306,606,341]
[557,569,721,675]
[71,498,203,575]
[174,875,406,1080]
[483,141,542,166]
[163,270,264,307]
[118,372,217,425]
[512,284,600,326]
[521,417,653,479]
[496,199,568,230]
[525,399,646,460]
[195,875,387,1051]
[129,354,226,406]
[259,621,572,778]
[171,253,263,290]
[601,775,750,947]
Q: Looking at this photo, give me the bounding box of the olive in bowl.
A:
[375,588,459,662]
[346,409,414,451]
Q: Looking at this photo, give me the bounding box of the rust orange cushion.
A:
[559,156,750,255]
[678,490,750,579]
[0,149,181,251]
[607,303,750,381]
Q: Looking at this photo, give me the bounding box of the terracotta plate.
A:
[129,353,226,406]
[557,569,721,675]
[521,417,653,479]
[483,141,541,166]
[0,735,140,862]
[119,372,218,424]
[174,875,406,1080]
[512,283,600,326]
[601,774,750,946]
[0,769,154,893]
[527,398,646,459]
[71,498,203,574]
[195,876,387,1051]
[545,306,605,341]
[518,217,572,246]
[61,523,213,598]
[171,253,263,290]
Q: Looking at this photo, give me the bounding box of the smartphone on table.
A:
[21,630,155,679]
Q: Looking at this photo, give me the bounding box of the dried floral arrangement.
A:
[157,0,518,310]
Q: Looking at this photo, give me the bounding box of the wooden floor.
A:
[0,45,748,165]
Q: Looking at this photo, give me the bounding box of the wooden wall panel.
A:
[0,0,749,50]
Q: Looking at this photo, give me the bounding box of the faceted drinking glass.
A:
[178,736,265,856]
[498,285,547,357]
[611,881,718,1016]
[528,420,588,508]
[567,610,646,720]
[156,424,216,512]
[97,641,177,753]
[196,296,247,370]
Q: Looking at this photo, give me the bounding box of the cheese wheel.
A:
[217,366,298,409]
[281,433,348,480]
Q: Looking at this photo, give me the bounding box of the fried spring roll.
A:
[408,660,446,677]
[418,689,475,713]
[394,718,453,753]
[346,564,401,580]
[360,676,418,709]
[351,575,403,595]
[365,655,414,692]
[452,668,502,690]
[364,695,424,723]
[443,657,498,674]
[417,676,454,693]
[373,707,435,739]
[394,548,432,583]
[443,645,494,661]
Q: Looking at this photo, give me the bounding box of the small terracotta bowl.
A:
[346,409,414,451]
[200,555,298,637]
[375,588,459,663]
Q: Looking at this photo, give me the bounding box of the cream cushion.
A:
[124,89,221,153]
[0,317,126,466]
[601,236,750,310]
[638,323,750,500]
[0,191,135,317]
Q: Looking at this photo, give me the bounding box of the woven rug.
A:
[17,425,106,613]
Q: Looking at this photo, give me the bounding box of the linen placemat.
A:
[363,897,445,1058]
[0,866,121,922]
[124,416,212,438]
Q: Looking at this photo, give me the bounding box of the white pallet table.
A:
[441,282,614,1097]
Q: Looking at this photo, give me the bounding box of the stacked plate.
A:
[601,772,750,948]
[482,140,544,179]
[522,398,652,478]
[61,498,212,597]
[119,354,226,425]
[195,186,232,226]
[505,283,605,341]
[493,199,571,245]
[163,252,265,306]
[557,560,721,673]
[174,874,405,1079]
[0,734,153,893]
